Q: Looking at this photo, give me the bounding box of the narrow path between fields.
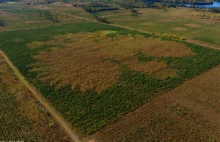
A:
[0,50,81,142]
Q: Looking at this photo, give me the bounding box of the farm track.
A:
[92,65,220,142]
[0,50,81,142]
[61,12,220,51]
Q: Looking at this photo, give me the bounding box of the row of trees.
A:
[210,8,220,13]
[0,19,4,26]
[83,6,119,13]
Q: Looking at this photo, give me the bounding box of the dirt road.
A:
[0,50,81,142]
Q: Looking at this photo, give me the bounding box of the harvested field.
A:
[31,32,193,93]
[93,65,220,142]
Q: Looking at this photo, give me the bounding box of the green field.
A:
[0,20,219,135]
[97,8,220,46]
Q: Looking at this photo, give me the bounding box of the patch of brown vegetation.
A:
[33,48,120,93]
[199,19,215,25]
[0,11,20,21]
[123,58,167,74]
[30,32,193,93]
[0,11,9,17]
[142,38,195,57]
[31,32,122,93]
[93,65,220,142]
[172,27,187,31]
[185,23,201,28]
[26,41,45,48]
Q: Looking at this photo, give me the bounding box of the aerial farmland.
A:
[0,0,220,142]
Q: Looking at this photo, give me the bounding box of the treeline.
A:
[195,7,220,13]
[43,11,60,22]
[81,3,118,23]
[0,19,4,26]
[81,3,119,13]
[210,8,220,13]
[83,6,119,13]
[113,0,178,9]
[0,0,17,3]
[95,16,110,23]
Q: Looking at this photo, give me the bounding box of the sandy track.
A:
[0,50,81,142]
[93,65,220,142]
[186,39,220,50]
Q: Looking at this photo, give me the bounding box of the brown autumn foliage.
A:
[30,31,195,93]
[142,38,195,57]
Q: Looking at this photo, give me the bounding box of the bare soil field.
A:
[93,65,220,142]
[0,54,71,142]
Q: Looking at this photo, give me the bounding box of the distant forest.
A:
[0,0,18,2]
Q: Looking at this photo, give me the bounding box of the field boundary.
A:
[0,50,81,142]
